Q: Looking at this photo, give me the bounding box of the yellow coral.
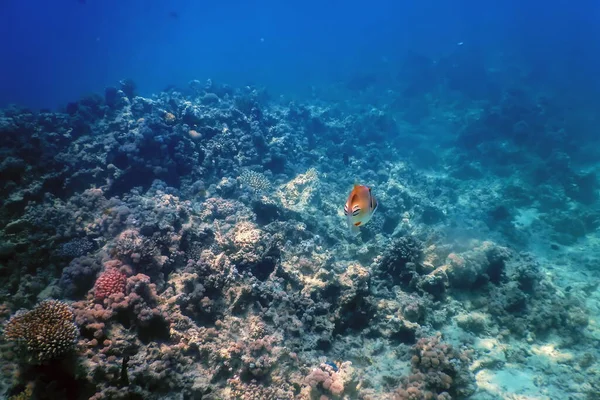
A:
[8,383,33,400]
[276,168,320,211]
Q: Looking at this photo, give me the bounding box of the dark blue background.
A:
[1,0,599,109]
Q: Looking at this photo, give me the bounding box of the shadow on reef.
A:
[8,357,96,400]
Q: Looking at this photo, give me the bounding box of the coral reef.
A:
[0,75,598,400]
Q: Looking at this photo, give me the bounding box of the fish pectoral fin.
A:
[354,222,361,226]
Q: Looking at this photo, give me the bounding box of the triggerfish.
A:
[344,184,378,236]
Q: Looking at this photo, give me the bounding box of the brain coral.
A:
[5,300,79,363]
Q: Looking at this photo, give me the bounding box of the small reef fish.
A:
[342,152,349,166]
[344,184,378,236]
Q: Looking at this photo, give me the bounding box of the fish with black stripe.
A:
[344,184,378,236]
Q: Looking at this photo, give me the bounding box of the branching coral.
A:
[239,169,271,193]
[5,300,79,363]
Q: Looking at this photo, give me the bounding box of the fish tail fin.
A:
[349,224,361,237]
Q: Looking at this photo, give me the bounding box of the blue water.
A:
[2,0,598,110]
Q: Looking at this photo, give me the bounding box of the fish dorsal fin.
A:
[349,183,359,203]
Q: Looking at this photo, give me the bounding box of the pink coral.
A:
[305,362,350,397]
[94,268,127,301]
